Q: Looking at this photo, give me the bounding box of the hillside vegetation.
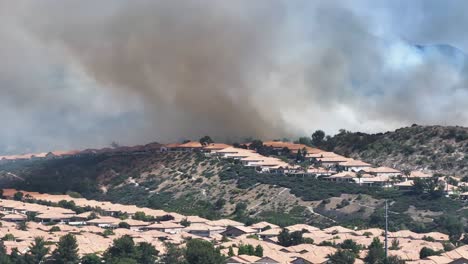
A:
[318,125,468,177]
[0,125,467,235]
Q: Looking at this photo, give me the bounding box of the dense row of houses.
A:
[0,189,467,263]
[160,141,454,192]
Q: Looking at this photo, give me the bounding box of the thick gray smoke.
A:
[1,0,468,153]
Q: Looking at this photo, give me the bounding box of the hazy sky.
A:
[1,0,467,154]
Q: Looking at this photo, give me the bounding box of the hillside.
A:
[321,125,468,177]
[1,142,467,235]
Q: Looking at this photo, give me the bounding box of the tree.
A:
[17,221,28,231]
[248,140,263,151]
[389,238,400,250]
[438,216,463,243]
[364,238,385,264]
[184,239,224,264]
[278,229,304,247]
[13,191,24,201]
[419,247,441,259]
[254,245,263,257]
[385,256,405,264]
[10,247,26,264]
[159,243,185,264]
[411,178,427,195]
[228,246,234,257]
[328,249,355,264]
[199,136,214,146]
[312,130,326,146]
[24,237,49,264]
[50,234,79,264]
[81,254,102,264]
[340,239,362,255]
[104,235,136,262]
[180,218,191,227]
[0,241,12,264]
[135,242,159,264]
[119,222,131,229]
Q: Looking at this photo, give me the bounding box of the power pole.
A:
[385,199,388,259]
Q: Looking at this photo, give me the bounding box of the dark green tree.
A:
[184,239,224,264]
[419,247,441,259]
[159,243,185,264]
[119,222,131,229]
[340,239,362,255]
[254,245,263,257]
[312,130,326,146]
[328,249,355,264]
[10,247,26,264]
[24,237,49,264]
[13,191,24,201]
[81,254,102,264]
[0,241,12,264]
[364,238,385,264]
[135,242,159,264]
[199,136,214,146]
[104,235,136,262]
[50,234,79,264]
[384,256,405,264]
[228,246,234,257]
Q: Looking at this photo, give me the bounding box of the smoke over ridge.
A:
[1,0,468,153]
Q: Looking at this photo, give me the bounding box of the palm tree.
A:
[356,171,363,186]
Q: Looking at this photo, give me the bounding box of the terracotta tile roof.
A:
[339,159,372,167]
[178,141,203,148]
[362,167,401,174]
[203,143,231,150]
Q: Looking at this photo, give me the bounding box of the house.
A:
[361,167,401,177]
[208,219,244,228]
[395,180,414,190]
[36,213,73,224]
[261,141,322,155]
[177,141,204,152]
[339,159,372,172]
[184,223,225,237]
[226,255,261,264]
[326,171,357,183]
[122,219,150,231]
[143,222,184,234]
[253,256,281,264]
[317,156,350,168]
[203,143,231,155]
[291,256,327,264]
[408,171,432,179]
[357,176,392,187]
[87,216,120,228]
[250,221,279,233]
[221,226,256,238]
[449,258,468,264]
[258,228,282,239]
[2,214,27,222]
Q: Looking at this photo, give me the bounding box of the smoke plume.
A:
[1,0,468,153]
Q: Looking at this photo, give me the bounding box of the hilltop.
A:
[319,125,468,177]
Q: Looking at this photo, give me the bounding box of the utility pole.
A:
[385,199,388,260]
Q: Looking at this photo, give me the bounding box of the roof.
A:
[146,222,183,229]
[362,167,401,174]
[395,180,414,187]
[87,216,120,225]
[339,159,372,167]
[2,214,27,220]
[203,143,231,150]
[208,219,244,227]
[178,141,203,148]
